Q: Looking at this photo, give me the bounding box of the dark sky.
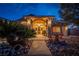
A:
[0,3,61,21]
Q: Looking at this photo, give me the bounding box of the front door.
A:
[32,19,47,35]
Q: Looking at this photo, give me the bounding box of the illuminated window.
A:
[52,27,60,32]
[56,27,60,32]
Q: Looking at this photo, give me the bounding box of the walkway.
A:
[28,35,51,56]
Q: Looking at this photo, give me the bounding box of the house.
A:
[17,14,68,37]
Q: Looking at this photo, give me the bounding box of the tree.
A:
[60,4,79,25]
[0,18,36,46]
[6,23,36,46]
[0,17,9,38]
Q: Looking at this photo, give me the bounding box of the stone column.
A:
[61,26,64,35]
[27,19,31,29]
[47,19,52,38]
[61,26,67,36]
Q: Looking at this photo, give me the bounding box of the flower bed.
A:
[0,40,33,56]
[46,39,79,56]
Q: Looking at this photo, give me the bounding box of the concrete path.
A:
[28,35,51,56]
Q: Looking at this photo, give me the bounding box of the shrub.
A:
[0,20,36,46]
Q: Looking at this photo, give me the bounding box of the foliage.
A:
[0,18,36,46]
[60,4,79,25]
[0,43,29,56]
[15,25,36,38]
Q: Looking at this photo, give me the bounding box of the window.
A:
[56,27,61,32]
[52,26,60,32]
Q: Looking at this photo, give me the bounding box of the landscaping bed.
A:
[46,39,79,56]
[0,39,33,56]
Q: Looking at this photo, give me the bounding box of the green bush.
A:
[0,20,36,46]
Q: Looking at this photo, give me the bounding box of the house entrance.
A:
[32,19,47,35]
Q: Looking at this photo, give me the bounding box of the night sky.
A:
[0,3,61,21]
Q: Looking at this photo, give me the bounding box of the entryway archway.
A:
[32,19,47,35]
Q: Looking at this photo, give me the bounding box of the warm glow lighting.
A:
[48,20,51,27]
[27,20,30,25]
[65,26,68,30]
[21,21,27,24]
[37,24,42,26]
